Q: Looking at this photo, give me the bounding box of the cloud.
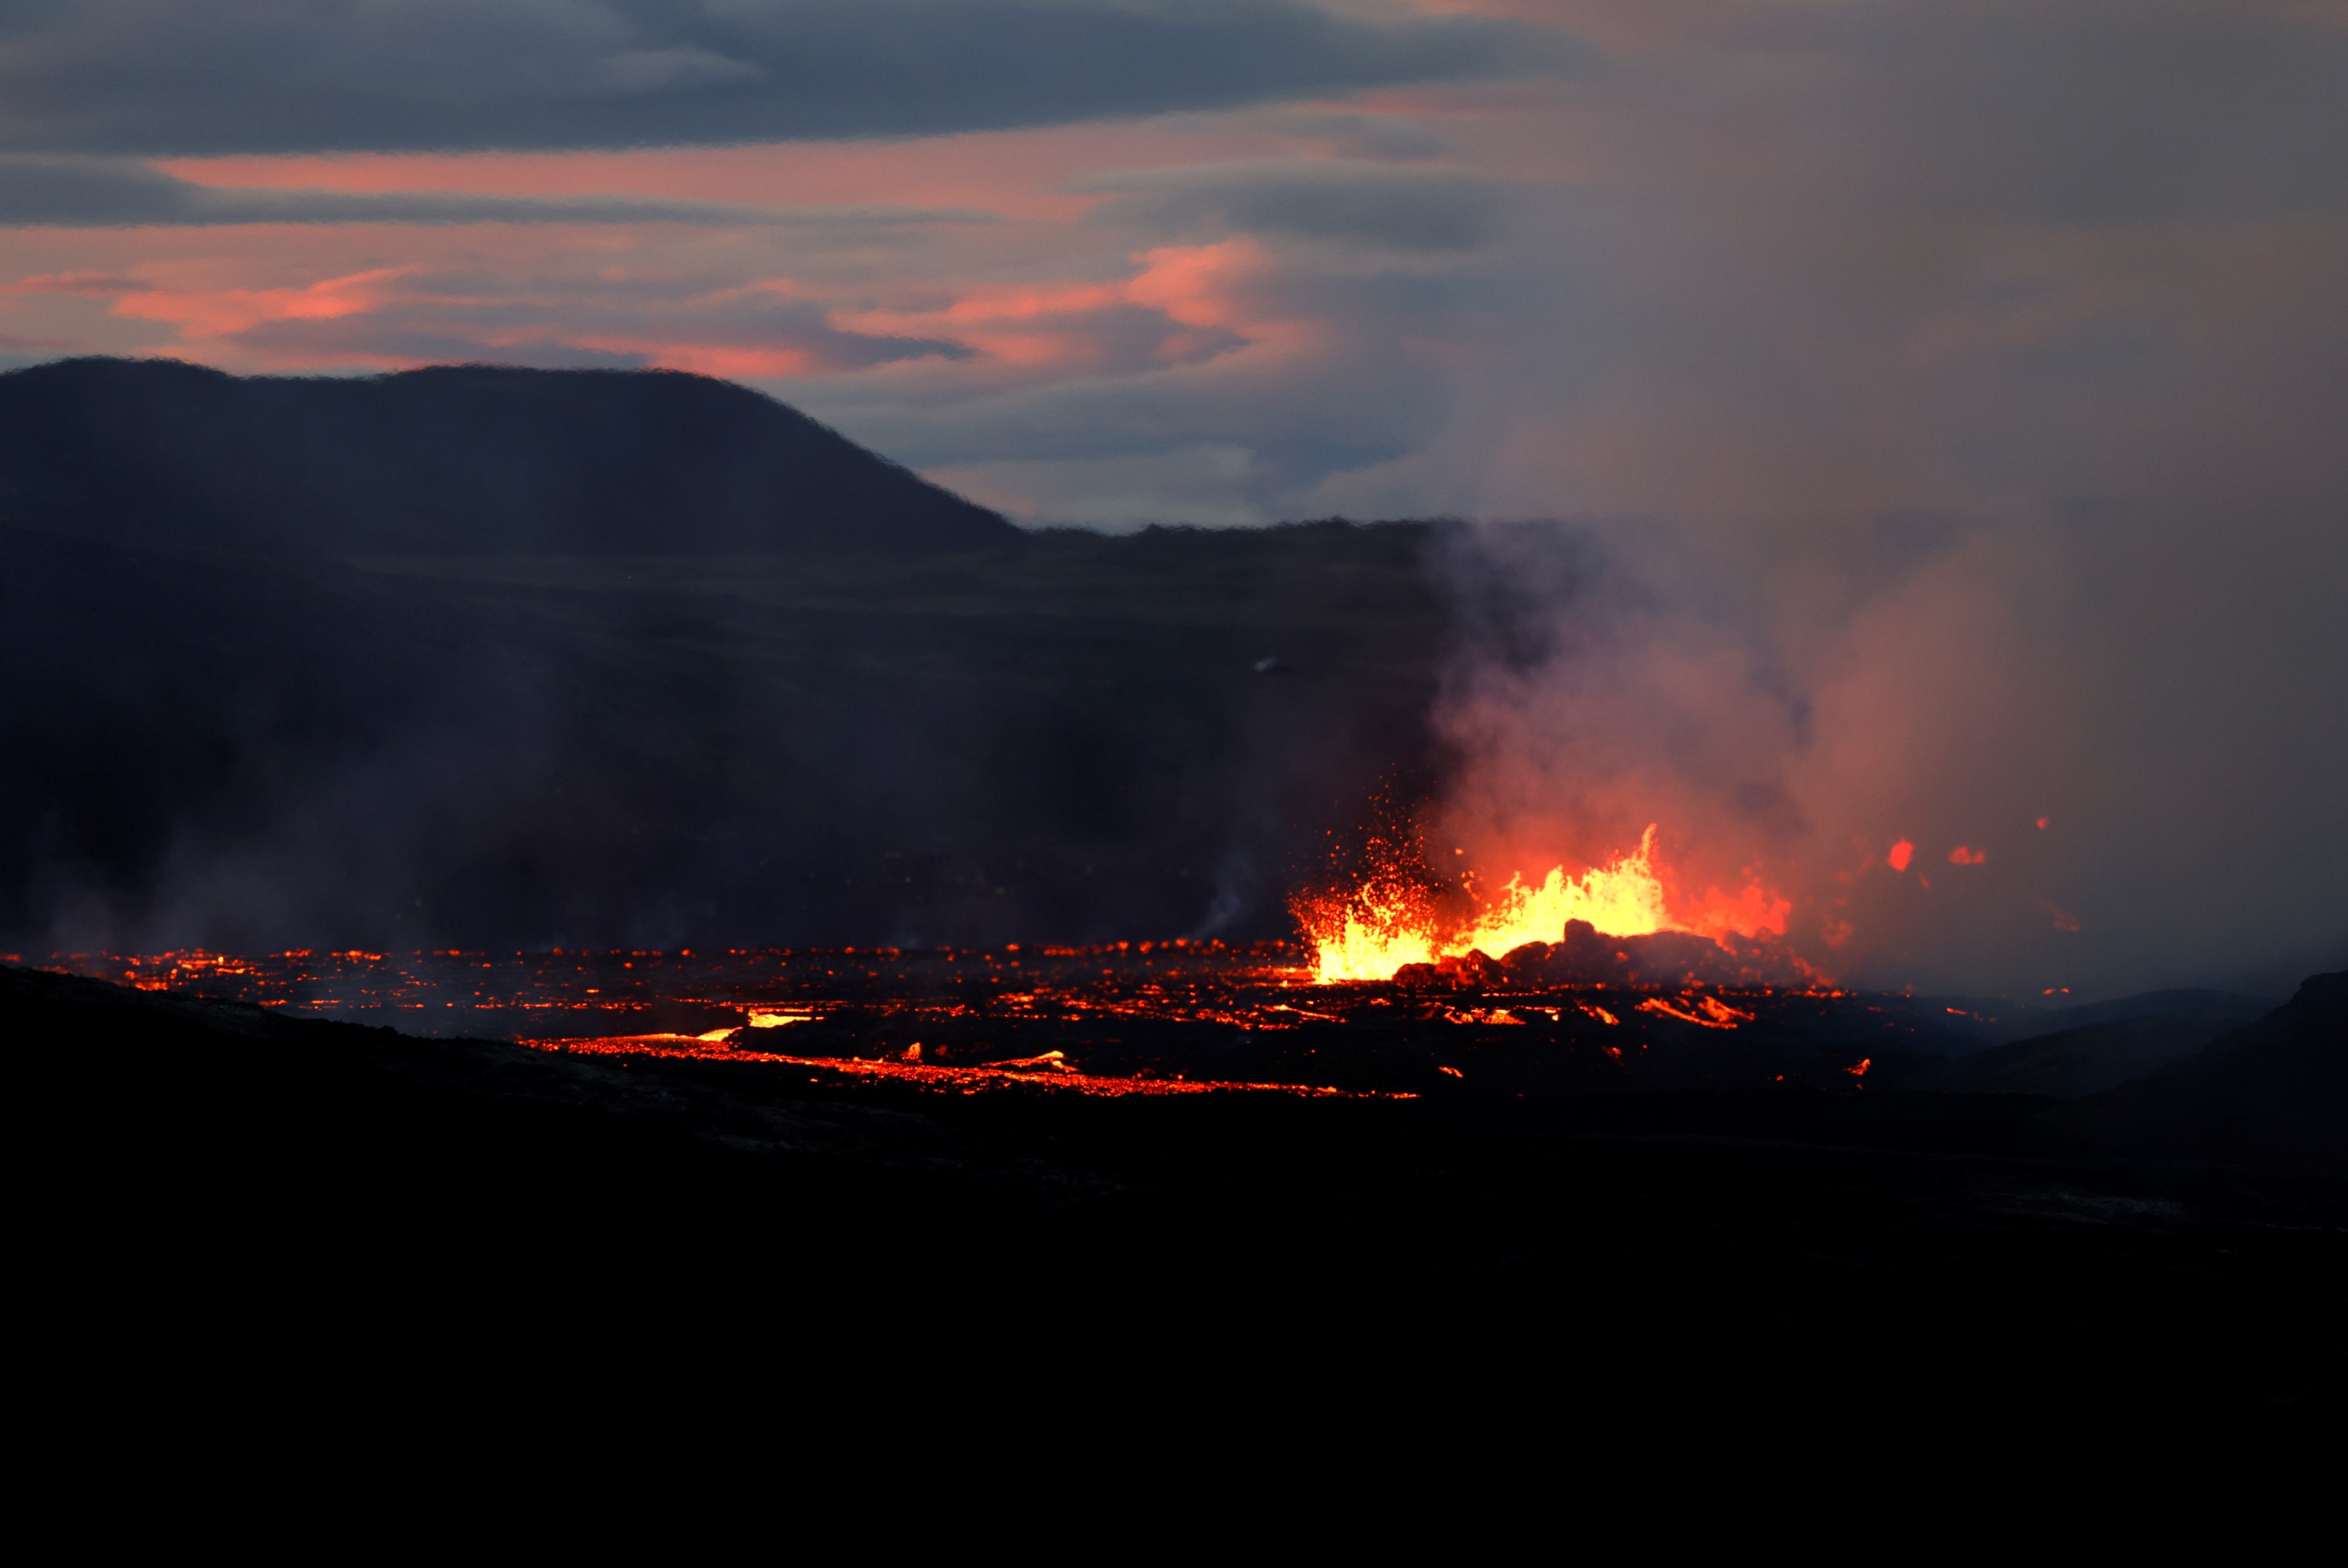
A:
[0,269,152,297]
[0,155,990,228]
[19,261,971,374]
[1077,160,1502,253]
[224,295,966,377]
[0,1,1577,157]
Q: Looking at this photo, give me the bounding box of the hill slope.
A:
[2063,971,2348,1172]
[0,357,1014,556]
[0,514,1446,951]
[1906,990,2275,1098]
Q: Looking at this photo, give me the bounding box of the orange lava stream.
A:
[1298,824,1791,983]
[527,1033,1404,1099]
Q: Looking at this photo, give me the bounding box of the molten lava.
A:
[1304,873,1440,983]
[1296,824,1792,983]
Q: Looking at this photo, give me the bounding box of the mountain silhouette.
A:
[0,357,1013,556]
[0,358,1444,952]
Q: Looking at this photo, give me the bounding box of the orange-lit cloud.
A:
[110,266,414,339]
[154,122,1227,222]
[830,237,1302,374]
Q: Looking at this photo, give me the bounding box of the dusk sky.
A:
[6,1,2342,529]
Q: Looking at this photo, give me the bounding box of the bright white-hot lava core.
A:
[1295,825,1790,983]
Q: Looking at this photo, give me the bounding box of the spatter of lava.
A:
[1293,824,1792,983]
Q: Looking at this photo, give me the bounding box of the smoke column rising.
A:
[1428,502,2348,1000]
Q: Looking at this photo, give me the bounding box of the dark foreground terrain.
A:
[15,962,2342,1430]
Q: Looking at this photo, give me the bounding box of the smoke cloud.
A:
[1428,502,2348,1000]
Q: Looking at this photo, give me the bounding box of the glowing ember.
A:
[1296,823,1792,984]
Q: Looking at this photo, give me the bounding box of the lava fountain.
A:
[1295,825,1792,983]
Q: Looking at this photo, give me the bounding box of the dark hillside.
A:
[0,513,1446,952]
[0,357,1013,556]
[0,357,1447,951]
[1904,988,2277,1098]
[2063,971,2348,1173]
[1906,1015,2223,1098]
[2035,988,2278,1032]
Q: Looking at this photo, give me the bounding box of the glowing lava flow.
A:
[1297,825,1791,983]
[527,1032,1400,1099]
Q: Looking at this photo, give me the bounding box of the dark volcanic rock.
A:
[1396,921,1811,991]
[1489,920,1811,989]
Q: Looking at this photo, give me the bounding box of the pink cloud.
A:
[832,237,1304,372]
[153,118,1277,224]
[1126,238,1267,329]
[110,266,416,339]
[1,271,154,297]
[16,104,1384,386]
[570,341,823,379]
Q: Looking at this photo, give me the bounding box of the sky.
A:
[5,0,2345,992]
[3,0,2338,529]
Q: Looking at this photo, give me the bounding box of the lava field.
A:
[40,941,2053,1098]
